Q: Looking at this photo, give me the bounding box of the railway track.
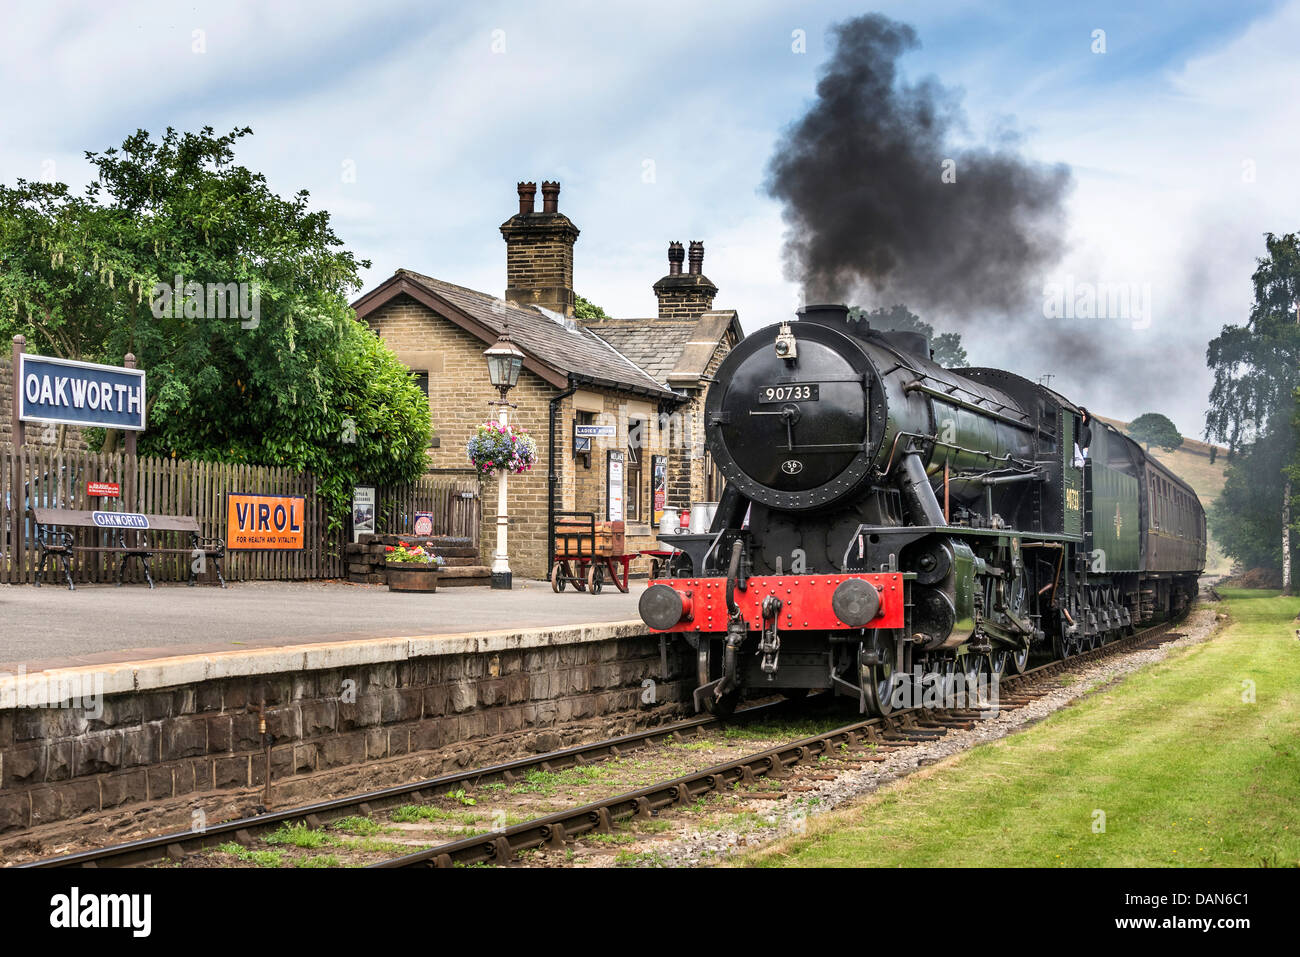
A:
[21,700,794,869]
[374,615,1188,868]
[23,615,1188,869]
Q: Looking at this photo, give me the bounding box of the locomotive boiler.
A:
[639,304,1206,716]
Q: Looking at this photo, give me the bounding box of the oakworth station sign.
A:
[18,353,146,431]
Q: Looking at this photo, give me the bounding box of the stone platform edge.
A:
[0,619,648,709]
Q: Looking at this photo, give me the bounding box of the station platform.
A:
[0,579,647,685]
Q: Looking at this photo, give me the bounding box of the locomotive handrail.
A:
[880,430,1036,476]
[902,380,1034,429]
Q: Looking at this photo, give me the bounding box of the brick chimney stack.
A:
[654,239,717,320]
[501,179,579,317]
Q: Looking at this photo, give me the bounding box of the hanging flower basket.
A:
[467,421,537,476]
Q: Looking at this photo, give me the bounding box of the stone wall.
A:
[0,631,690,837]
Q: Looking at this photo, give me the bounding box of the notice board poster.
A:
[607,450,624,522]
[651,455,666,525]
[352,486,376,543]
[227,494,306,550]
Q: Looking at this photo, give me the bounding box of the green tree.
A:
[1205,232,1300,592]
[850,303,969,367]
[573,294,611,321]
[1127,412,1184,453]
[0,126,430,526]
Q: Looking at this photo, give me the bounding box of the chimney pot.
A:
[540,180,560,214]
[516,182,537,215]
[667,241,684,276]
[688,241,704,275]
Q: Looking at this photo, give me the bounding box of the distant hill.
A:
[1097,415,1232,574]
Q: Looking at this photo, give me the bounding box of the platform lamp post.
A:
[484,329,525,589]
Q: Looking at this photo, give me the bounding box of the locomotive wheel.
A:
[990,649,1008,678]
[550,563,565,593]
[1005,644,1030,674]
[587,562,604,595]
[860,634,898,717]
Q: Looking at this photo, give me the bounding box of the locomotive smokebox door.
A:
[706,314,885,513]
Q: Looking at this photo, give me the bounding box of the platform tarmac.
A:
[0,579,647,677]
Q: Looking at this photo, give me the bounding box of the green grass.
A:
[614,849,668,867]
[212,842,284,867]
[742,590,1300,868]
[265,823,330,849]
[391,804,481,826]
[507,762,624,794]
[705,810,778,831]
[329,816,392,836]
[721,718,846,742]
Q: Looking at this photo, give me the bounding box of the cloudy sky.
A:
[3,0,1296,435]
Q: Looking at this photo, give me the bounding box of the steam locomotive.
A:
[639,304,1206,716]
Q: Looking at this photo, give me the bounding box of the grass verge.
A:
[741,590,1300,867]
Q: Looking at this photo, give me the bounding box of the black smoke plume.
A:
[767,14,1072,315]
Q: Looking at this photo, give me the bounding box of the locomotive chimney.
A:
[796,303,852,327]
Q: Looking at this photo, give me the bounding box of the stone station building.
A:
[352,182,743,580]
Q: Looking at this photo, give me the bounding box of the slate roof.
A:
[357,270,676,400]
[582,319,697,384]
[586,310,741,390]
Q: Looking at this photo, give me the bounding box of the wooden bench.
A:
[29,507,227,590]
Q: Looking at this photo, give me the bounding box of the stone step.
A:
[437,565,491,587]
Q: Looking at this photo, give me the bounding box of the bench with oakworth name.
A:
[29,507,226,590]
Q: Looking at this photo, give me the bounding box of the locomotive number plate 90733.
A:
[758,384,819,403]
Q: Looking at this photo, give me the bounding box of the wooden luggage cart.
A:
[550,512,636,594]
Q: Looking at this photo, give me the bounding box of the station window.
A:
[411,371,429,396]
[575,410,594,466]
[627,418,644,523]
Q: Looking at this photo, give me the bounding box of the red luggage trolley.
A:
[550,512,637,594]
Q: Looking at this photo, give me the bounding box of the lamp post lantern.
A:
[483,329,525,589]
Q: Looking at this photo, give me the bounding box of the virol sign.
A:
[226,494,306,550]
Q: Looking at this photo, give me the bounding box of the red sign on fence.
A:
[86,481,120,497]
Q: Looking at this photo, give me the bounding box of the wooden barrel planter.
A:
[386,563,440,593]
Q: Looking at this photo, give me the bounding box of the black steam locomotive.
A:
[640,304,1206,716]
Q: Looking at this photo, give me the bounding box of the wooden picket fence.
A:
[0,443,479,585]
